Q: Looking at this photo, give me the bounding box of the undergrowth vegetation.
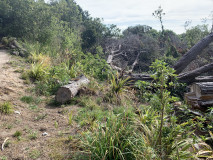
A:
[5,41,212,159]
[74,60,209,160]
[19,43,110,96]
[2,36,213,159]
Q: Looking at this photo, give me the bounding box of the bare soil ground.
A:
[0,50,80,160]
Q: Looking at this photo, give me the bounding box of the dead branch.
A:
[1,137,9,151]
[178,62,213,84]
[127,52,140,73]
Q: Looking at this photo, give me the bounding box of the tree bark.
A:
[55,76,90,104]
[192,82,213,97]
[127,73,153,82]
[194,76,213,82]
[173,33,213,74]
[178,62,213,84]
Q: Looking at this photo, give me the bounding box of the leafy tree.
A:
[180,24,210,48]
[123,25,153,36]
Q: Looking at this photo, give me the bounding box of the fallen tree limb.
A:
[194,76,213,82]
[178,62,213,84]
[173,33,213,74]
[1,137,9,151]
[55,75,90,104]
[127,73,153,82]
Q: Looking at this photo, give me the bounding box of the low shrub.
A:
[1,37,9,46]
[13,131,22,138]
[28,62,48,81]
[20,96,34,104]
[104,72,130,104]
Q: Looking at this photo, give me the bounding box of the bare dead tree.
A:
[105,35,141,73]
[104,34,159,75]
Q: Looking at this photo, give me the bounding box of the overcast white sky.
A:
[75,0,213,34]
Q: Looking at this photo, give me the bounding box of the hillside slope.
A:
[0,50,78,160]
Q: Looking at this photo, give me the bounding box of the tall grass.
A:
[79,101,197,160]
[82,112,136,160]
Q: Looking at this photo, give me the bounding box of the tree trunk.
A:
[127,73,153,82]
[178,62,213,84]
[55,76,90,104]
[173,33,213,74]
[194,76,213,82]
[10,39,22,49]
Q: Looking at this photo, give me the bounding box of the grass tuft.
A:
[0,102,13,114]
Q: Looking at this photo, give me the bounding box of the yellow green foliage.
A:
[0,101,13,114]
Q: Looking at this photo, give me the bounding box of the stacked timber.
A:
[185,82,213,111]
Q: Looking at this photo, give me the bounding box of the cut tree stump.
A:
[185,82,213,111]
[193,82,213,98]
[55,75,90,104]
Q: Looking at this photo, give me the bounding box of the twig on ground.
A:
[1,137,9,151]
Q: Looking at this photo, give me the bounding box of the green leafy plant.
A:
[13,131,22,137]
[20,96,34,104]
[0,156,8,160]
[28,62,48,81]
[149,60,178,147]
[135,81,153,102]
[105,72,130,104]
[13,131,22,141]
[110,72,130,95]
[77,52,110,81]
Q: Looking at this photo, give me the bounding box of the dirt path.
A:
[0,50,78,160]
[0,50,10,67]
[0,50,25,102]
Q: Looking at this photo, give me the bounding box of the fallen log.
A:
[173,33,213,74]
[194,76,213,82]
[178,62,213,84]
[55,75,90,104]
[198,99,213,107]
[128,73,153,81]
[10,39,22,49]
[6,39,29,57]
